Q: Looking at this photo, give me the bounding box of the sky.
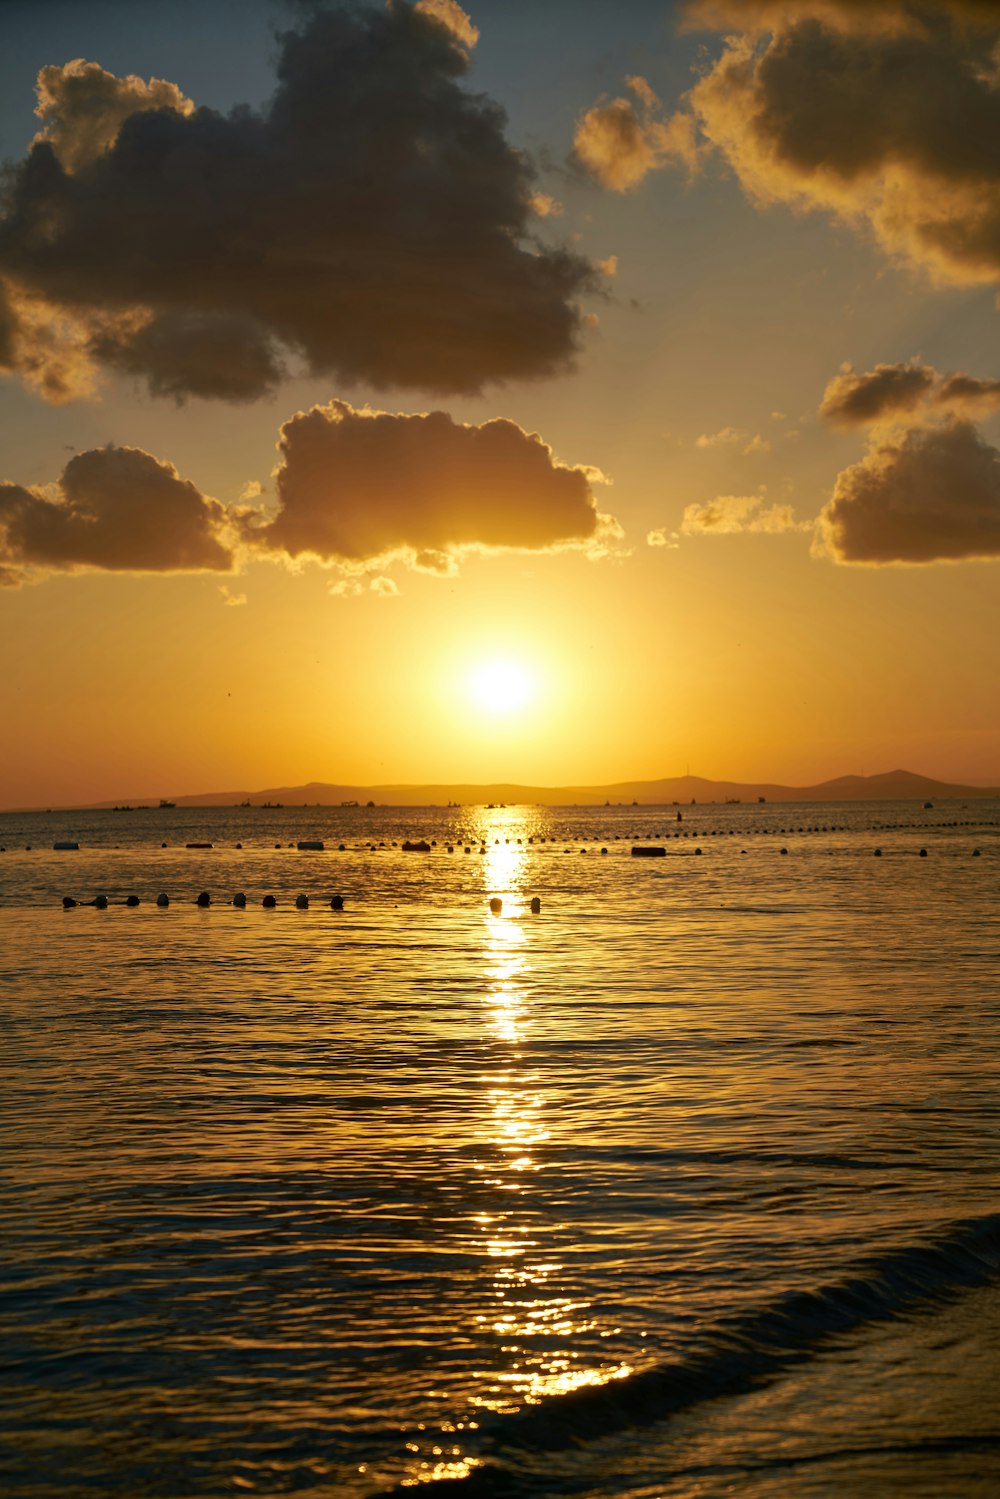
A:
[1,0,999,807]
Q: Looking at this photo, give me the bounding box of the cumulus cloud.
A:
[681,1,1000,36]
[817,418,1000,562]
[0,2,595,403]
[647,527,678,547]
[0,446,233,581]
[245,399,616,570]
[32,58,195,173]
[583,3,1000,288]
[574,76,700,191]
[682,4,1000,286]
[821,359,1000,426]
[681,493,804,533]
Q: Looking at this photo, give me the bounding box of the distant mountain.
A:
[76,768,1000,810]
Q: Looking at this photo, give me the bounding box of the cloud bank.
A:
[248,400,615,569]
[0,1,596,403]
[0,404,616,585]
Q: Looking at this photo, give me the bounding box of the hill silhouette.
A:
[79,768,1000,810]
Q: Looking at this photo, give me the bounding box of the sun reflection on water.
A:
[474,812,633,1410]
[399,810,634,1483]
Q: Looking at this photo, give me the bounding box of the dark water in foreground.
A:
[1,800,999,1496]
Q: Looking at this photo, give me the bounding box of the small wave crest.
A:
[381,1212,1000,1495]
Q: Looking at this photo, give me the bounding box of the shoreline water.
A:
[2,800,998,1495]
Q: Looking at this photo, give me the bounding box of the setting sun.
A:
[469,659,535,715]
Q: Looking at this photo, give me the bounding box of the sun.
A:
[469,658,535,714]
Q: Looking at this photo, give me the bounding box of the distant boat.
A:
[158,799,176,809]
[341,800,359,807]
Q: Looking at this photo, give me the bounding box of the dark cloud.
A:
[579,2,1000,287]
[681,1,1000,34]
[0,446,233,580]
[246,399,615,568]
[684,4,1000,285]
[93,310,285,403]
[817,418,1000,563]
[820,359,937,425]
[0,281,15,371]
[821,359,1000,425]
[0,2,595,403]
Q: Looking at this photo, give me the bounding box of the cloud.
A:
[369,574,401,597]
[695,425,744,448]
[695,425,770,453]
[574,76,700,191]
[583,4,1000,287]
[0,446,233,581]
[681,493,804,533]
[682,4,1000,286]
[820,359,937,426]
[681,2,1000,36]
[647,527,678,547]
[32,57,195,173]
[245,399,616,570]
[821,359,1000,426]
[817,418,1000,562]
[0,2,595,403]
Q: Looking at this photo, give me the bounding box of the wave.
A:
[380,1212,1000,1496]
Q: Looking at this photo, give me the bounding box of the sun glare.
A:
[469,659,534,715]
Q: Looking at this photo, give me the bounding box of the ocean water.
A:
[1,799,998,1497]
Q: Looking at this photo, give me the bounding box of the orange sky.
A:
[1,0,999,807]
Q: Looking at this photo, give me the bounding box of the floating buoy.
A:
[233,892,247,908]
[973,849,981,857]
[601,847,608,855]
[262,894,276,908]
[196,891,211,907]
[695,847,702,855]
[338,844,346,851]
[330,894,344,910]
[93,894,108,909]
[919,848,927,857]
[780,847,788,855]
[156,893,169,907]
[874,848,882,857]
[297,841,324,851]
[489,897,502,914]
[125,895,140,907]
[295,893,309,909]
[530,896,541,914]
[62,896,77,908]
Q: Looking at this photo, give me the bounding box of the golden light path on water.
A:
[403,820,634,1487]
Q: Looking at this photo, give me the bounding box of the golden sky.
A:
[1,0,999,806]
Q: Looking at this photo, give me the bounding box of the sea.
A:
[1,798,998,1498]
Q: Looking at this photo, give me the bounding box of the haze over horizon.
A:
[2,0,999,808]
